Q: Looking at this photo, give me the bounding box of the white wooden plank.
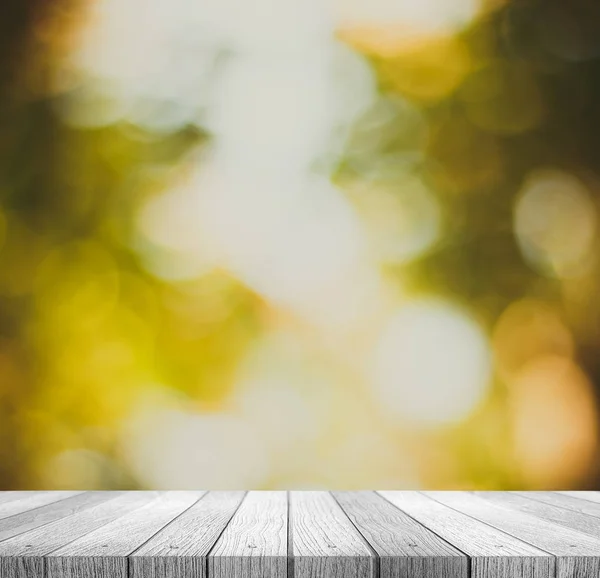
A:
[475,491,600,538]
[335,491,466,578]
[0,492,153,578]
[46,491,203,578]
[0,490,596,578]
[559,492,600,505]
[521,492,600,517]
[290,491,375,578]
[0,492,82,520]
[427,491,600,578]
[0,491,119,543]
[378,491,554,578]
[0,490,52,504]
[208,491,287,578]
[129,491,245,578]
[0,493,27,505]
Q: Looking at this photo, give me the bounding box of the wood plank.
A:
[475,491,600,538]
[290,491,375,578]
[427,491,600,578]
[335,491,466,578]
[0,492,82,520]
[208,491,287,578]
[378,491,553,578]
[559,492,600,505]
[0,493,56,510]
[0,491,153,578]
[0,492,26,505]
[0,490,598,578]
[46,491,203,578]
[520,492,600,517]
[0,491,120,543]
[129,491,245,578]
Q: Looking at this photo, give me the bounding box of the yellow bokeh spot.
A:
[514,169,597,278]
[493,299,574,379]
[339,28,471,103]
[35,239,120,329]
[380,35,471,103]
[338,25,435,58]
[510,355,597,488]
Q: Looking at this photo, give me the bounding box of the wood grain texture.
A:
[209,491,287,578]
[0,492,81,520]
[335,491,466,578]
[129,491,245,578]
[1,490,600,578]
[290,491,375,578]
[427,491,600,578]
[0,491,119,544]
[475,491,600,538]
[46,491,203,578]
[519,492,600,517]
[0,492,152,578]
[378,491,553,578]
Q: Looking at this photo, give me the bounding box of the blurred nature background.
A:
[2,0,600,490]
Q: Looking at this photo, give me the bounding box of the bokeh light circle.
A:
[514,169,597,278]
[371,300,492,427]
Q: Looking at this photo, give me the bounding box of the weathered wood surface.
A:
[48,491,202,578]
[334,491,466,578]
[209,491,287,578]
[379,491,553,578]
[129,490,243,578]
[0,492,82,522]
[0,491,600,577]
[290,491,374,578]
[427,491,600,578]
[474,491,600,537]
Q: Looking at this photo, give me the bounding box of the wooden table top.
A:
[0,491,599,578]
